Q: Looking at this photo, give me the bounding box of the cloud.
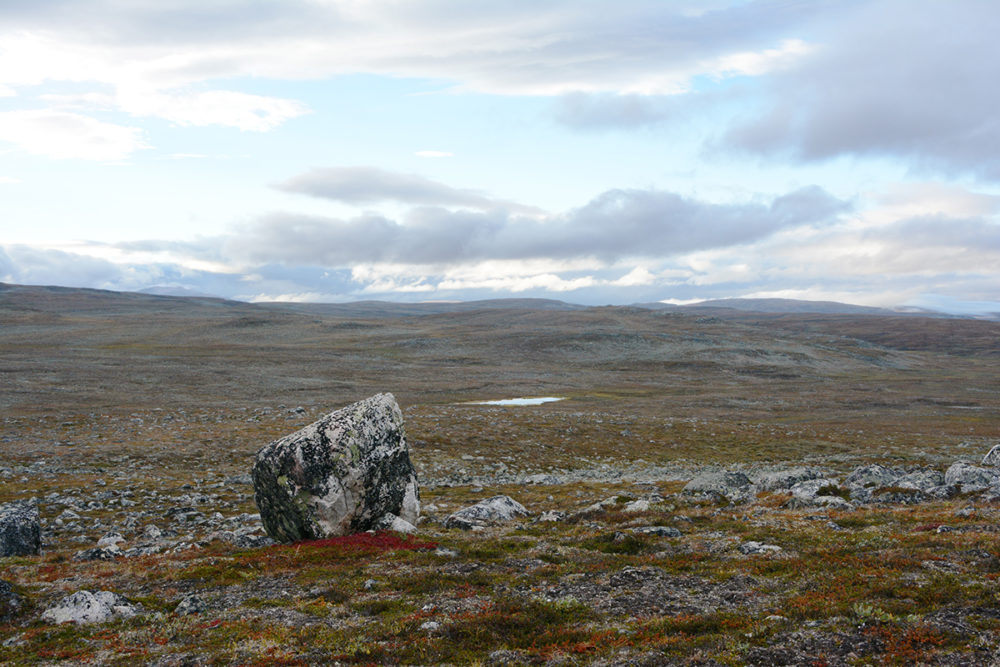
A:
[0,109,148,161]
[0,244,125,287]
[0,1,824,100]
[274,167,535,212]
[116,89,309,132]
[720,0,1000,179]
[0,176,22,184]
[553,93,678,130]
[415,151,454,158]
[229,185,848,266]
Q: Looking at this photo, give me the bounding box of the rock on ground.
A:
[0,580,25,622]
[445,495,529,530]
[751,467,824,493]
[41,590,141,625]
[945,461,1000,492]
[682,471,752,501]
[983,444,1000,467]
[0,500,40,557]
[252,393,420,542]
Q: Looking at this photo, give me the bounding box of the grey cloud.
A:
[275,167,529,211]
[0,1,839,94]
[1,245,125,288]
[228,186,848,266]
[553,93,677,130]
[721,1,1000,179]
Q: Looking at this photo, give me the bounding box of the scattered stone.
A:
[252,393,420,542]
[373,513,418,534]
[226,473,254,485]
[682,471,752,501]
[577,496,622,516]
[445,495,529,530]
[738,541,783,555]
[41,590,141,625]
[174,594,206,615]
[522,473,561,485]
[623,499,650,513]
[73,545,122,561]
[633,526,682,538]
[97,531,125,548]
[0,500,41,557]
[787,478,846,504]
[0,580,25,622]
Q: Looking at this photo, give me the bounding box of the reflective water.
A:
[465,396,565,406]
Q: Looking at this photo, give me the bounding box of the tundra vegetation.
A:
[1,284,999,665]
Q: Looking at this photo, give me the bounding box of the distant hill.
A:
[138,285,221,299]
[636,297,929,317]
[255,297,588,318]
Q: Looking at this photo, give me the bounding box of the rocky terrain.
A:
[2,284,1000,665]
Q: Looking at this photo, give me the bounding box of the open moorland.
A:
[2,282,1000,665]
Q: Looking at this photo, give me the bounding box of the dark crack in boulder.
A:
[252,393,420,542]
[0,500,40,557]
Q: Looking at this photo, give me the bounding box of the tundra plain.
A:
[2,283,1000,665]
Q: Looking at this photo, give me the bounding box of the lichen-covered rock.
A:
[682,471,752,501]
[783,478,853,509]
[896,468,945,491]
[751,467,825,492]
[445,495,528,530]
[0,500,40,557]
[983,444,1000,467]
[252,393,420,542]
[41,590,140,625]
[945,462,1000,493]
[0,580,25,622]
[844,464,900,490]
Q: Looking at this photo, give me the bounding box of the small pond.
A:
[463,396,565,406]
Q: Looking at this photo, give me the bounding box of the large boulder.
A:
[41,590,140,625]
[0,500,41,557]
[252,393,420,542]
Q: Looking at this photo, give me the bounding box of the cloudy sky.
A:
[1,0,998,314]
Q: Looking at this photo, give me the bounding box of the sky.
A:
[1,0,999,315]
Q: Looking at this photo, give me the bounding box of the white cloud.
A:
[415,150,454,158]
[0,176,22,184]
[116,88,309,132]
[0,109,148,161]
[611,266,656,286]
[707,39,813,78]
